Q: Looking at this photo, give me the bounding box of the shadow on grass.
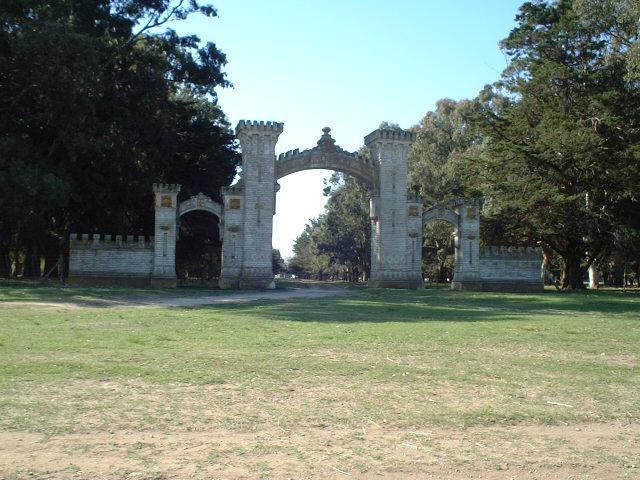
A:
[2,280,639,319]
[0,279,226,304]
[190,287,640,323]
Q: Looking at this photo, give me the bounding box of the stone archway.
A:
[72,134,541,292]
[150,186,224,287]
[176,193,224,282]
[421,199,482,290]
[218,120,422,290]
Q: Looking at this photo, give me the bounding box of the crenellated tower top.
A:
[364,128,416,146]
[235,120,284,135]
[152,183,181,194]
[236,120,284,156]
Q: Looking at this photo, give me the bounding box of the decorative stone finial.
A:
[317,127,336,150]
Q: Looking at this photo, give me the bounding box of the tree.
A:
[408,99,482,206]
[0,0,239,277]
[475,0,640,289]
[272,249,285,275]
[288,222,332,280]
[408,99,484,281]
[315,173,371,281]
[574,0,640,80]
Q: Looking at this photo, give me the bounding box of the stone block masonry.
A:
[68,234,154,286]
[152,183,181,287]
[478,246,543,292]
[67,119,544,293]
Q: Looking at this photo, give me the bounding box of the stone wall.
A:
[68,234,154,286]
[479,246,543,292]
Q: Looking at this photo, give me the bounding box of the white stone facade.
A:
[217,122,423,289]
[68,119,543,292]
[68,234,154,286]
[422,200,543,291]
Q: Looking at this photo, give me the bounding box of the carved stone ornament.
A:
[161,195,173,208]
[229,198,241,210]
[466,207,476,219]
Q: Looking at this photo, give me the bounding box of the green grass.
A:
[0,279,230,303]
[0,284,638,436]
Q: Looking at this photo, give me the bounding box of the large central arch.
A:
[218,121,422,289]
[274,128,377,187]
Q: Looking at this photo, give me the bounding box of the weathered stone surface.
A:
[366,129,420,289]
[152,183,180,285]
[478,246,543,292]
[68,120,544,293]
[68,234,154,285]
[275,127,377,186]
[423,201,543,292]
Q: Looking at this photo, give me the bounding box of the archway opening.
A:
[423,220,457,285]
[274,169,372,283]
[176,210,221,285]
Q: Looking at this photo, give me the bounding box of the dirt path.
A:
[2,423,638,479]
[0,285,351,310]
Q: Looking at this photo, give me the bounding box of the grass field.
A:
[0,283,639,479]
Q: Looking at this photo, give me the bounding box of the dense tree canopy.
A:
[0,0,239,277]
[475,0,640,288]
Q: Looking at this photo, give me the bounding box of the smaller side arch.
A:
[422,204,459,228]
[178,193,223,219]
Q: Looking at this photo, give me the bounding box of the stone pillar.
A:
[365,129,420,289]
[235,120,283,289]
[151,183,181,287]
[219,184,244,289]
[407,195,424,288]
[451,198,482,291]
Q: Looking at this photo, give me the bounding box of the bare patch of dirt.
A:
[1,423,638,479]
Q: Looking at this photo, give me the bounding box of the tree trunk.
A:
[30,247,42,277]
[561,254,584,290]
[588,262,599,289]
[611,260,624,287]
[22,250,34,277]
[0,247,10,278]
[541,246,555,285]
[20,245,43,278]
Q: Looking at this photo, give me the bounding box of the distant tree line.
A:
[290,0,640,289]
[288,173,370,282]
[0,0,239,278]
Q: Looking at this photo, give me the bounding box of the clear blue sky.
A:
[175,0,524,258]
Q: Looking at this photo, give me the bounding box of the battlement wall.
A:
[479,245,543,292]
[364,129,416,144]
[153,183,181,194]
[69,233,154,282]
[236,120,284,135]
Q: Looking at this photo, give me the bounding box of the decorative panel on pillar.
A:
[218,184,245,289]
[151,183,181,287]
